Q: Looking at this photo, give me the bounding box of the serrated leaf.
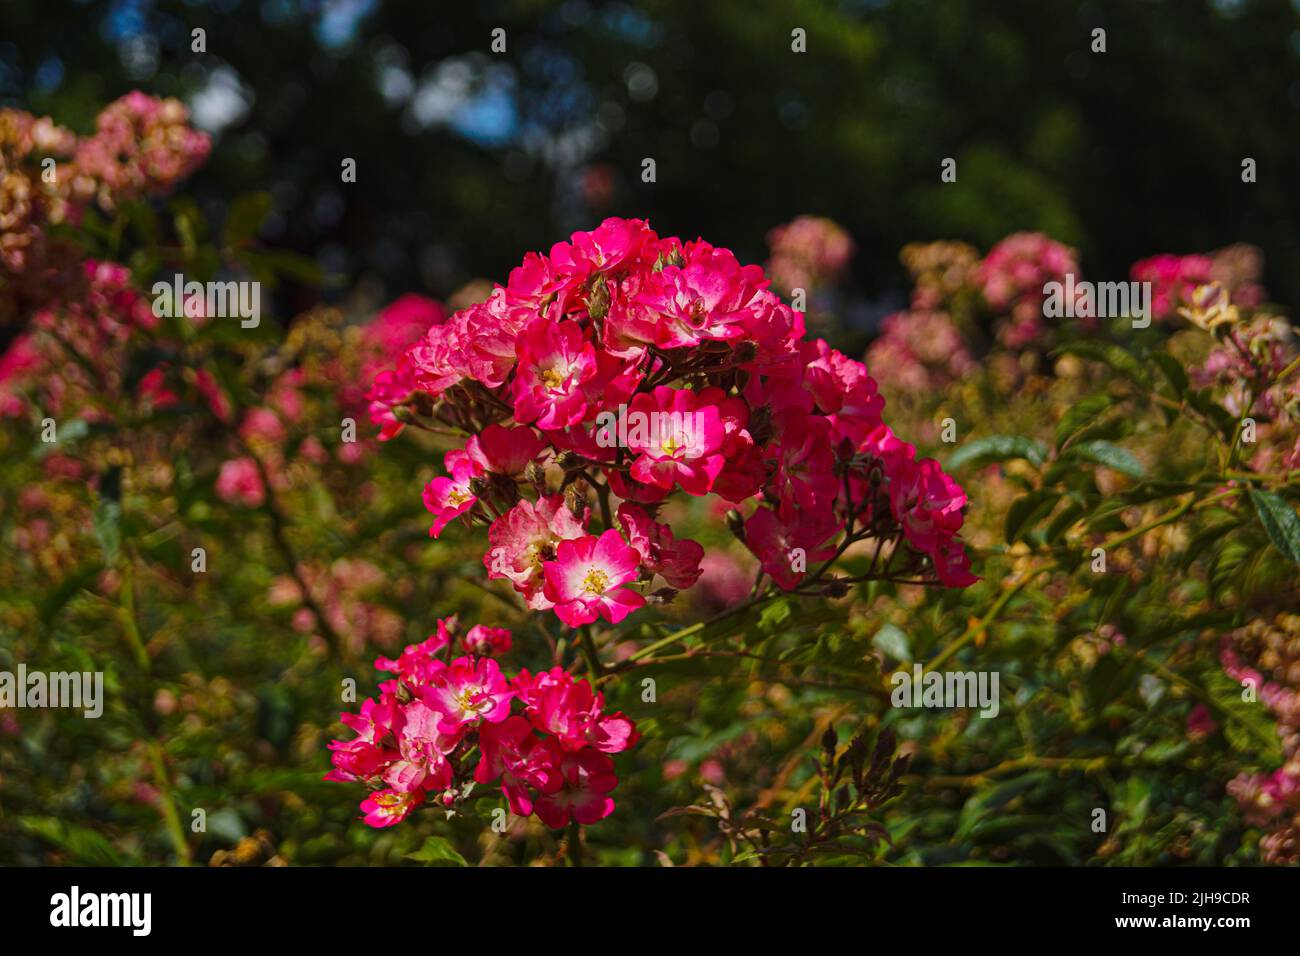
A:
[946,435,1048,471]
[1249,489,1300,566]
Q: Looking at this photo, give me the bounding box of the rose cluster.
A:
[326,618,639,829]
[1131,244,1266,322]
[867,308,975,395]
[72,91,211,211]
[367,217,977,631]
[1,94,211,427]
[0,94,209,325]
[1177,277,1295,471]
[765,214,855,294]
[1221,614,1300,865]
[974,232,1082,348]
[1,259,159,420]
[210,298,443,511]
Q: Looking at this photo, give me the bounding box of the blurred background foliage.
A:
[4,0,1300,350]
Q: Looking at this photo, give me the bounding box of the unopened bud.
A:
[564,480,588,520]
[586,277,611,321]
[824,578,850,598]
[653,248,686,272]
[821,724,838,755]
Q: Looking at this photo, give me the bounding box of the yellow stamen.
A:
[582,568,610,595]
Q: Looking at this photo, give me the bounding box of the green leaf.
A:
[171,197,206,252]
[1005,490,1059,544]
[406,835,469,867]
[872,623,911,662]
[1205,670,1285,764]
[1185,388,1239,440]
[1180,518,1243,572]
[1249,489,1300,565]
[1044,498,1086,544]
[247,248,325,285]
[1053,340,1149,386]
[20,817,124,865]
[39,563,103,623]
[1150,351,1189,397]
[223,192,273,249]
[955,772,1051,839]
[123,200,159,248]
[946,435,1048,471]
[757,597,793,633]
[1138,740,1190,766]
[31,417,89,459]
[1069,440,1146,478]
[1054,394,1114,449]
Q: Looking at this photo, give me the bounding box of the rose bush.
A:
[2,97,1298,867]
